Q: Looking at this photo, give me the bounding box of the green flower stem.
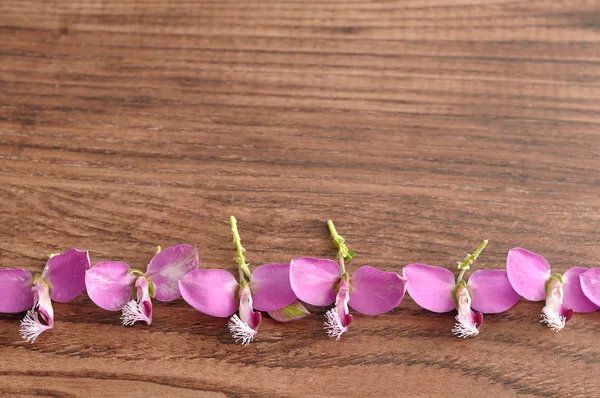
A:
[337,250,346,276]
[456,239,488,283]
[231,215,252,282]
[327,220,356,276]
[456,268,468,285]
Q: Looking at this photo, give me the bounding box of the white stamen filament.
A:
[228,314,256,346]
[540,305,566,332]
[452,313,479,338]
[324,308,348,341]
[120,300,148,326]
[19,309,51,343]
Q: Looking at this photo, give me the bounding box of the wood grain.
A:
[1,0,599,396]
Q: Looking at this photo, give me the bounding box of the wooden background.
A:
[0,0,599,396]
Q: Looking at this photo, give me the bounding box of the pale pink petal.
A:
[85,262,137,311]
[146,244,199,302]
[563,267,599,313]
[121,277,152,326]
[43,249,91,302]
[467,269,520,314]
[452,286,483,338]
[136,277,153,321]
[506,248,551,301]
[239,285,261,330]
[268,300,311,323]
[324,280,353,340]
[34,280,54,327]
[0,269,34,313]
[348,266,407,315]
[289,257,340,306]
[402,264,455,313]
[20,280,54,343]
[178,269,238,317]
[579,268,600,307]
[249,263,297,312]
[336,281,353,328]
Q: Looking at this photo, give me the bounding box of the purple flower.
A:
[290,221,407,340]
[404,240,520,338]
[179,216,307,346]
[0,249,90,343]
[85,244,198,326]
[507,248,597,331]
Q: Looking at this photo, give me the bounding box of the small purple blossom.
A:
[0,249,90,343]
[290,221,407,340]
[85,244,199,326]
[404,240,520,338]
[507,248,597,331]
[179,216,307,346]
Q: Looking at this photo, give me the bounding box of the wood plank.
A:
[1,0,599,396]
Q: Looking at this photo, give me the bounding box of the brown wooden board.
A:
[1,1,599,396]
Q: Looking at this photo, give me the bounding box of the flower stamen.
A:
[452,313,479,338]
[121,299,149,326]
[228,314,257,346]
[19,308,52,343]
[324,308,348,340]
[540,305,566,332]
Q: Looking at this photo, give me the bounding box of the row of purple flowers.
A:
[1,217,599,345]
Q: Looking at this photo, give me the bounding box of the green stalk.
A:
[327,220,355,276]
[231,215,252,282]
[456,239,488,283]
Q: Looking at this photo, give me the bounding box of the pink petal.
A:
[506,248,551,301]
[289,257,340,306]
[563,267,599,313]
[249,263,297,312]
[43,249,91,302]
[248,310,262,330]
[579,268,600,307]
[268,300,311,323]
[146,245,199,302]
[178,269,238,317]
[0,269,34,313]
[348,266,407,315]
[467,269,521,314]
[402,264,456,313]
[85,262,137,311]
[474,311,484,330]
